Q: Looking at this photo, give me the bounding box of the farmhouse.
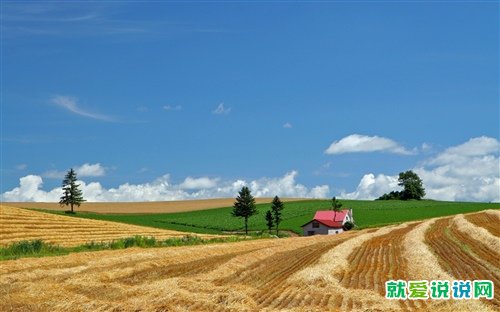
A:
[302,209,354,236]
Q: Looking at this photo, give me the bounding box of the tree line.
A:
[232,186,285,236]
[378,170,425,200]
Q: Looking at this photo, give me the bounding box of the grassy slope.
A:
[34,200,499,235]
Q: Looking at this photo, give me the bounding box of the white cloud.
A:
[163,105,182,111]
[74,163,106,177]
[2,171,329,202]
[51,95,115,122]
[421,143,432,152]
[341,173,400,200]
[428,136,500,165]
[15,164,27,170]
[342,136,500,202]
[42,170,66,179]
[212,103,231,115]
[180,177,219,190]
[43,163,105,179]
[325,134,414,155]
[283,122,293,128]
[2,175,62,202]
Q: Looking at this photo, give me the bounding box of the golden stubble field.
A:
[0,207,498,311]
[5,198,306,214]
[0,205,219,247]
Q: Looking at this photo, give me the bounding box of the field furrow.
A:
[253,241,347,308]
[115,248,263,285]
[464,211,500,237]
[2,204,499,311]
[336,223,421,311]
[425,217,500,309]
[450,219,499,269]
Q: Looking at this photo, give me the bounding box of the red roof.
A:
[302,209,349,228]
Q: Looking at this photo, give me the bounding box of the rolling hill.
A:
[1,210,498,311]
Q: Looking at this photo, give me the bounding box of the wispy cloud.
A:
[137,106,149,112]
[325,134,415,155]
[3,4,228,39]
[212,103,231,115]
[283,122,293,129]
[43,163,106,179]
[163,105,182,111]
[15,164,28,170]
[51,95,115,122]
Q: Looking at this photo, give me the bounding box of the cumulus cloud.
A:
[341,136,500,202]
[75,163,106,177]
[212,103,231,115]
[341,174,400,200]
[1,171,329,202]
[51,95,115,122]
[428,136,500,165]
[325,134,414,155]
[2,175,62,202]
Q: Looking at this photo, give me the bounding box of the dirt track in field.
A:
[5,198,306,214]
[1,209,498,311]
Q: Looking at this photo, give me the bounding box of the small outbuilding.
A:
[301,209,354,236]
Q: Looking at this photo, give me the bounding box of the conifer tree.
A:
[265,210,274,234]
[271,195,284,235]
[231,186,257,235]
[59,168,86,213]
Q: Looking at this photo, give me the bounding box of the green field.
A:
[34,199,499,235]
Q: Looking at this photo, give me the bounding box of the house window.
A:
[312,221,320,228]
[335,230,339,234]
[308,231,315,236]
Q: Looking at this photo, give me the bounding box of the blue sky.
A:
[2,1,499,202]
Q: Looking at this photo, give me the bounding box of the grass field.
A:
[30,199,499,235]
[1,210,498,311]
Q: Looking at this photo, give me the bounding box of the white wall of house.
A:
[327,228,344,235]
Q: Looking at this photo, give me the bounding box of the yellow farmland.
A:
[0,208,498,311]
[0,205,218,247]
[6,198,306,214]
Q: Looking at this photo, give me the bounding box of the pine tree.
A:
[271,195,284,235]
[59,168,86,213]
[265,210,274,234]
[231,186,257,235]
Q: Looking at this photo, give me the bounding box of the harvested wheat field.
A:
[5,198,305,214]
[0,205,219,247]
[1,210,498,311]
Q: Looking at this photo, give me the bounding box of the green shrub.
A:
[110,240,125,249]
[124,237,136,248]
[343,221,354,231]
